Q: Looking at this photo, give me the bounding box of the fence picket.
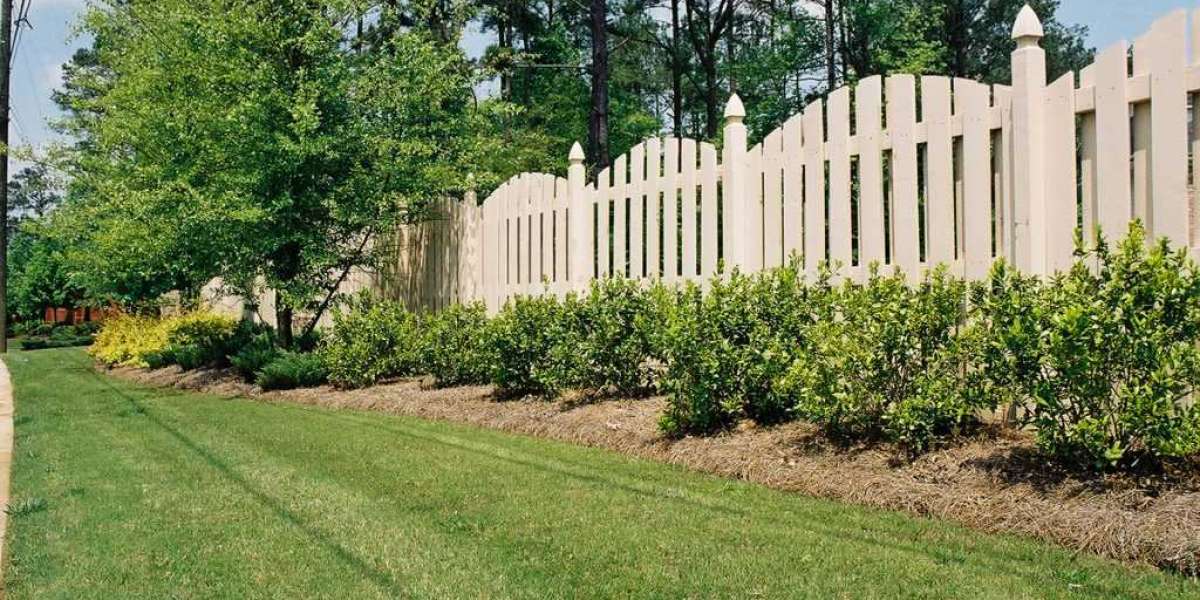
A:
[888,75,919,276]
[701,143,719,276]
[828,87,852,271]
[663,138,680,280]
[681,138,698,279]
[856,76,884,270]
[1148,11,1189,246]
[763,129,784,269]
[803,100,825,272]
[646,138,662,277]
[956,79,991,279]
[1094,41,1133,239]
[629,143,645,279]
[1044,72,1078,272]
[782,115,804,262]
[923,76,954,266]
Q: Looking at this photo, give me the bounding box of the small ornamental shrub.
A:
[322,298,422,389]
[419,302,490,387]
[973,222,1200,467]
[230,332,281,381]
[485,294,574,396]
[91,311,240,369]
[562,278,663,396]
[161,312,238,352]
[658,263,823,436]
[90,314,169,367]
[256,352,328,390]
[779,265,976,450]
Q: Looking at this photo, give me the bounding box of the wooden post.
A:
[568,142,590,290]
[1010,4,1047,274]
[722,94,750,272]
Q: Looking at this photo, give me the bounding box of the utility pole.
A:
[0,0,12,354]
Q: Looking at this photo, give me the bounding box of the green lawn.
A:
[2,348,1197,599]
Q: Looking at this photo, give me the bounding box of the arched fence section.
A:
[385,6,1200,313]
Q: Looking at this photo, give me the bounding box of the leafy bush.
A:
[256,351,328,390]
[90,314,169,367]
[560,278,664,396]
[972,223,1200,467]
[485,294,574,396]
[90,311,238,369]
[230,332,281,381]
[419,302,491,387]
[322,299,422,389]
[658,264,822,436]
[779,265,975,450]
[162,312,238,361]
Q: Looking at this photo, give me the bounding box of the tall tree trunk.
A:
[276,293,294,349]
[824,0,836,91]
[589,0,610,170]
[670,0,683,135]
[702,56,719,139]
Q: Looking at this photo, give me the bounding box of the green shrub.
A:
[20,336,93,351]
[322,299,422,389]
[779,265,975,450]
[419,302,490,387]
[485,294,573,396]
[256,352,328,390]
[972,222,1200,467]
[230,332,281,381]
[561,278,663,396]
[658,264,822,436]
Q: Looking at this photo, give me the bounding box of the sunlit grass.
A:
[3,347,1197,599]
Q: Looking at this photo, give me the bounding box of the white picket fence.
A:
[385,6,1200,313]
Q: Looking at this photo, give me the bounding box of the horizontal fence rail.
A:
[383,5,1200,313]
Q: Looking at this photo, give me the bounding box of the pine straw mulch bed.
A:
[106,363,1200,576]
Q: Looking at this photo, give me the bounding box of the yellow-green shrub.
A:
[90,311,237,368]
[90,314,169,367]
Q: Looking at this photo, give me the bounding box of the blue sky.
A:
[9,0,1200,157]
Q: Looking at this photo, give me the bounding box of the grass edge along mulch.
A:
[106,361,1200,577]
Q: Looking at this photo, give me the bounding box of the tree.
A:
[56,0,497,344]
[7,164,61,238]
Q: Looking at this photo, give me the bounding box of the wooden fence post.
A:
[568,142,590,290]
[1010,4,1047,274]
[722,94,751,272]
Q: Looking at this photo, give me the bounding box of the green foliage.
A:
[256,352,329,391]
[90,312,237,369]
[419,302,491,387]
[561,278,664,396]
[230,332,282,382]
[658,264,822,436]
[322,299,423,389]
[485,295,574,397]
[7,223,87,321]
[55,0,506,337]
[779,266,975,450]
[971,223,1200,467]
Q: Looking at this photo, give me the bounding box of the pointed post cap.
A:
[724,93,745,122]
[1011,4,1044,45]
[568,141,585,164]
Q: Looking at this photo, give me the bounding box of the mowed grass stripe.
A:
[1,348,1195,599]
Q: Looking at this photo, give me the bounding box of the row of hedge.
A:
[89,222,1200,470]
[316,222,1200,469]
[90,312,327,391]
